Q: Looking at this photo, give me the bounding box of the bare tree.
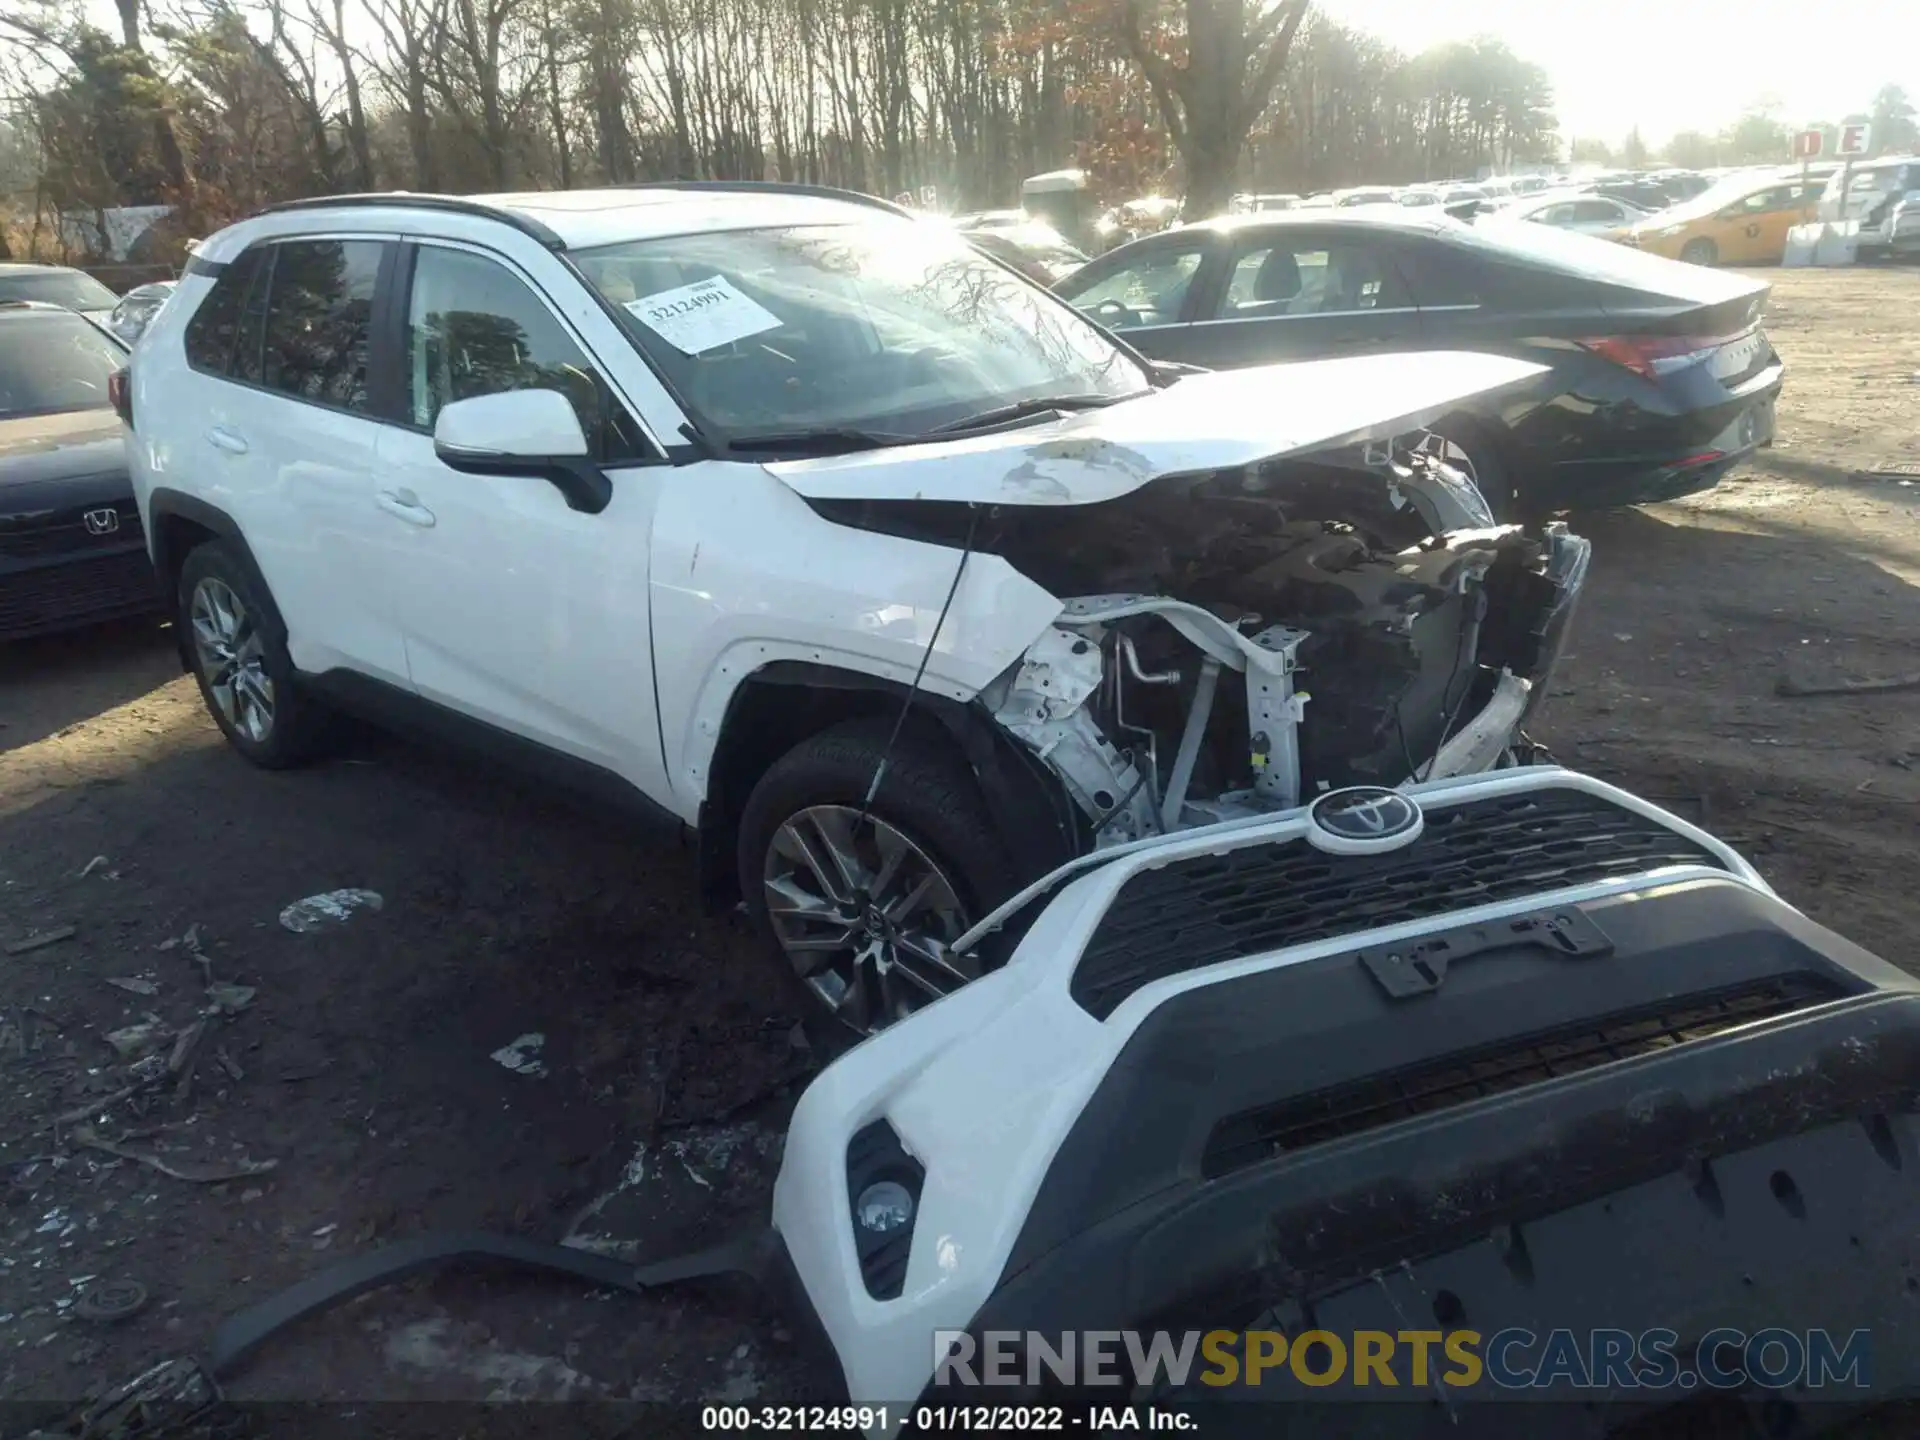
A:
[1118,0,1310,218]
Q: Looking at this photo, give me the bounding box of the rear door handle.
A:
[375,490,436,528]
[206,427,248,455]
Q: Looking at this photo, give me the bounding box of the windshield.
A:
[0,269,119,310]
[575,221,1148,443]
[0,311,125,418]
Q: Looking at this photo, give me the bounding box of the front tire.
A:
[1680,238,1718,266]
[738,717,1019,1037]
[178,542,332,768]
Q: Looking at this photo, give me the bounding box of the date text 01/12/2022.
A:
[699,1406,1197,1433]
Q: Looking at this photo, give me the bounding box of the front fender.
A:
[648,465,1063,806]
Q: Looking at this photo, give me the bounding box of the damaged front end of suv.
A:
[797,355,1589,853]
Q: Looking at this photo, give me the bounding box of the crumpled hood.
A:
[766,350,1549,505]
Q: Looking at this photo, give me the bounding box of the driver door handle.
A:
[375,490,436,528]
[206,427,248,455]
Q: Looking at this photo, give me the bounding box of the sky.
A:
[1317,0,1920,147]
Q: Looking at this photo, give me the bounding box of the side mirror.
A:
[432,389,612,515]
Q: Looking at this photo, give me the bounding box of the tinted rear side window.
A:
[259,240,384,412]
[184,249,264,375]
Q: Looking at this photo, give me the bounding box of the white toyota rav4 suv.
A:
[121,184,1591,1034]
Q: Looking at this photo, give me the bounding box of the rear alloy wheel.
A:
[190,577,275,745]
[738,718,1017,1037]
[1680,238,1718,266]
[178,542,332,768]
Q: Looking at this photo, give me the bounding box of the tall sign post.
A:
[1836,123,1873,218]
[1793,129,1824,218]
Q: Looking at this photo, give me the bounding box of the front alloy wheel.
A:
[762,804,980,1034]
[189,576,275,744]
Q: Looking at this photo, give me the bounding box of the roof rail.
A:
[255,193,566,250]
[607,180,917,220]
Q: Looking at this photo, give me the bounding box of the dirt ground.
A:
[2,265,1917,1418]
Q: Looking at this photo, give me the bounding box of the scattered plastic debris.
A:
[279,889,384,934]
[6,925,77,956]
[104,1020,170,1060]
[384,1317,603,1400]
[74,1279,149,1324]
[77,855,111,879]
[156,923,204,954]
[104,977,160,997]
[205,982,256,1015]
[1777,668,1920,699]
[70,1126,277,1183]
[490,1033,548,1077]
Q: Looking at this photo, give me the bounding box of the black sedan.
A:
[0,301,161,641]
[1052,211,1784,515]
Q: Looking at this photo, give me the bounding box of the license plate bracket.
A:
[1358,907,1614,999]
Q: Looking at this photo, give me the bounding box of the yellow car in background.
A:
[1623,172,1823,266]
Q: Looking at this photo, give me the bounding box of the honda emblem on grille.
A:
[83,508,121,536]
[1306,786,1424,855]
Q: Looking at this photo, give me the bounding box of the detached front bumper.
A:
[774,768,1920,1434]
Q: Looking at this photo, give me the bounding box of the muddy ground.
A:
[2,265,1918,1418]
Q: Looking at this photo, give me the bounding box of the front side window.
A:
[258,239,383,411]
[405,246,646,460]
[0,311,125,418]
[576,220,1148,441]
[1057,245,1207,329]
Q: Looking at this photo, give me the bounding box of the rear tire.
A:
[738,717,1020,1038]
[178,542,333,768]
[1680,238,1718,266]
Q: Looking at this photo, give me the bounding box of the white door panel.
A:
[238,393,410,684]
[373,428,668,794]
[374,241,669,801]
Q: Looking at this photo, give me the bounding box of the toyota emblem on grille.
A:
[1306,785,1424,855]
[83,507,121,536]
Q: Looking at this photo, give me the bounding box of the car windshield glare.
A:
[0,312,124,418]
[0,270,120,311]
[573,221,1149,443]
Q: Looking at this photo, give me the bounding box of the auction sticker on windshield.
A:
[625,276,782,354]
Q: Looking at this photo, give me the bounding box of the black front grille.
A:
[1070,787,1725,1019]
[0,547,159,637]
[1201,974,1840,1178]
[0,501,144,559]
